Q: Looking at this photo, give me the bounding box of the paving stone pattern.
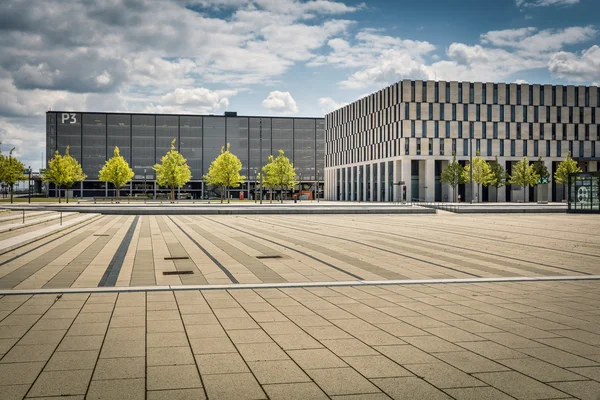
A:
[0,280,598,399]
[1,214,599,289]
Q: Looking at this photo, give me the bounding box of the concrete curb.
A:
[1,275,598,295]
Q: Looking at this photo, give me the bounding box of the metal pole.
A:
[28,167,31,204]
[316,170,319,203]
[470,135,473,203]
[23,209,25,224]
[60,212,62,226]
[254,169,257,203]
[259,118,263,205]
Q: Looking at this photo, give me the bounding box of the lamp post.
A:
[144,168,147,198]
[299,172,302,202]
[254,169,257,204]
[469,134,473,204]
[316,170,319,203]
[358,168,361,203]
[259,118,263,205]
[28,166,31,204]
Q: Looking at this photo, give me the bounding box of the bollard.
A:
[60,212,63,226]
[23,209,25,224]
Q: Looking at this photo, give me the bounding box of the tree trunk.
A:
[221,186,224,204]
[66,187,69,204]
[116,185,120,204]
[270,188,273,203]
[9,185,13,204]
[227,186,230,204]
[58,186,61,204]
[280,187,283,203]
[171,186,175,203]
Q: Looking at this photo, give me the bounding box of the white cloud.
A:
[262,91,298,113]
[481,26,596,53]
[516,0,579,7]
[548,45,600,82]
[515,79,529,84]
[318,97,347,114]
[160,87,238,112]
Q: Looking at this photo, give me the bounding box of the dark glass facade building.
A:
[46,112,324,199]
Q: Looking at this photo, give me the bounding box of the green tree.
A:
[463,153,494,202]
[62,147,86,203]
[509,157,539,202]
[43,150,69,203]
[440,154,467,202]
[554,151,582,198]
[533,156,550,182]
[0,147,25,204]
[203,143,245,203]
[262,150,296,203]
[488,156,508,202]
[154,139,192,203]
[99,147,134,203]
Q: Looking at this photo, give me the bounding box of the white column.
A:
[362,165,367,202]
[393,160,400,202]
[349,167,354,201]
[425,159,435,201]
[589,161,598,172]
[369,164,374,202]
[497,159,506,202]
[384,162,389,202]
[401,158,412,202]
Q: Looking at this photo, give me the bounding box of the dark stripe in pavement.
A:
[168,216,239,284]
[98,216,140,287]
[243,216,479,279]
[203,216,364,281]
[318,219,592,276]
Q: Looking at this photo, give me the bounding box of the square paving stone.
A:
[0,361,45,385]
[302,325,352,340]
[74,312,111,324]
[105,327,145,341]
[31,318,73,331]
[567,366,600,381]
[147,332,189,348]
[100,340,145,358]
[287,348,347,369]
[67,323,109,336]
[185,324,226,339]
[195,353,249,375]
[28,370,93,397]
[473,371,568,400]
[147,365,202,390]
[263,382,328,400]
[519,346,599,367]
[444,386,517,400]
[19,330,65,345]
[148,346,194,366]
[189,337,236,355]
[237,342,289,362]
[109,316,146,328]
[93,357,145,380]
[405,362,486,389]
[321,338,379,357]
[147,388,206,400]
[228,329,272,344]
[57,335,104,352]
[1,343,56,362]
[371,377,452,400]
[343,355,413,378]
[87,378,145,400]
[248,360,311,384]
[434,351,509,373]
[203,372,266,400]
[498,357,586,382]
[271,333,323,350]
[456,341,527,360]
[374,345,439,364]
[307,367,380,396]
[550,380,600,400]
[46,350,99,371]
[329,394,392,399]
[0,384,29,400]
[403,335,463,353]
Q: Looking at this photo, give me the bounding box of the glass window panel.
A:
[227,117,249,178]
[180,116,202,179]
[249,118,272,180]
[132,115,155,179]
[156,115,178,163]
[107,114,131,166]
[294,119,316,180]
[82,114,106,179]
[203,116,226,176]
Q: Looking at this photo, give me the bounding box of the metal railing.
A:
[410,199,461,213]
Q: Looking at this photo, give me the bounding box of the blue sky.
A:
[0,0,598,169]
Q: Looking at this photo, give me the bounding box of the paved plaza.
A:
[1,213,599,290]
[1,281,599,399]
[0,211,599,399]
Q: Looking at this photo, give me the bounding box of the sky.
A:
[0,0,599,170]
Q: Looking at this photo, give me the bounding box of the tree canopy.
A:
[463,154,494,202]
[262,150,296,203]
[489,157,508,189]
[440,154,467,202]
[203,143,245,203]
[43,148,73,203]
[509,157,539,202]
[99,146,135,202]
[154,139,192,203]
[61,147,86,203]
[0,146,25,204]
[554,151,581,185]
[533,156,550,183]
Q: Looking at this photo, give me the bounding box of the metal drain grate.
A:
[256,255,282,259]
[163,270,194,275]
[93,234,110,237]
[164,256,190,260]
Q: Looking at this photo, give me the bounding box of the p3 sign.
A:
[61,113,77,124]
